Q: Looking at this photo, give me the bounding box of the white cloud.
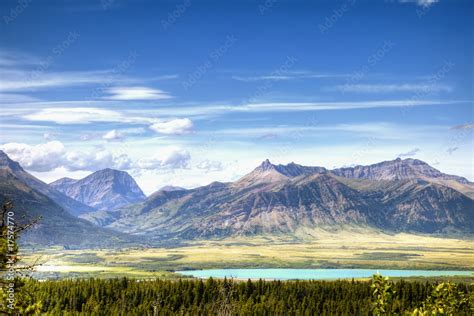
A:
[1,141,131,172]
[103,129,123,141]
[64,150,133,171]
[1,141,66,172]
[196,160,223,172]
[102,128,145,141]
[137,147,190,169]
[334,83,452,94]
[80,133,99,141]
[22,108,195,137]
[103,86,172,100]
[43,132,58,141]
[149,118,193,135]
[1,141,193,173]
[22,107,156,125]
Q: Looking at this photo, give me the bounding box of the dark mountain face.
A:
[378,180,473,233]
[0,151,94,216]
[0,152,134,248]
[50,168,146,211]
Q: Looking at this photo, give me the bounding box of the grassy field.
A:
[23,229,474,280]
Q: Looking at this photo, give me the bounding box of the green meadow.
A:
[25,230,474,280]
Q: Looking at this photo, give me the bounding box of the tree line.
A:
[12,276,473,315]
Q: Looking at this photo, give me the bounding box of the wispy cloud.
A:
[0,49,176,94]
[0,49,42,67]
[206,123,445,140]
[21,107,195,137]
[241,100,460,112]
[398,148,420,158]
[399,0,439,7]
[232,72,346,82]
[0,69,134,92]
[102,128,146,141]
[136,146,190,170]
[149,118,194,135]
[102,86,172,100]
[333,83,452,94]
[22,107,156,125]
[451,123,474,130]
[14,99,464,125]
[196,160,223,172]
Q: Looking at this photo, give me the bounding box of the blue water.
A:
[178,269,473,280]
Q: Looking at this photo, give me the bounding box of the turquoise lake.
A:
[177,269,473,280]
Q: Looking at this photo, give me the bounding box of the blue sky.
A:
[0,0,472,194]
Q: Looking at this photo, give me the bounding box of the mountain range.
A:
[0,150,472,247]
[82,158,474,239]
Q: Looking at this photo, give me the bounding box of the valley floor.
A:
[24,229,474,280]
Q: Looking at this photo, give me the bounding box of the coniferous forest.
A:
[13,277,472,315]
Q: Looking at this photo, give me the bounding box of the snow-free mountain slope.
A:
[51,168,146,211]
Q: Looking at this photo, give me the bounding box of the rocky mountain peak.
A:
[50,168,146,211]
[257,159,275,171]
[92,168,124,178]
[0,150,23,172]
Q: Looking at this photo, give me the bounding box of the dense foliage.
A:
[19,277,472,315]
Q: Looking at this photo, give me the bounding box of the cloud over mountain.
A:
[0,141,190,173]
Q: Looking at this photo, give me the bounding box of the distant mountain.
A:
[50,169,146,211]
[0,151,94,216]
[159,185,186,192]
[331,158,471,184]
[0,151,135,247]
[84,159,474,239]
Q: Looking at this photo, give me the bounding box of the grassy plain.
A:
[23,229,474,280]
